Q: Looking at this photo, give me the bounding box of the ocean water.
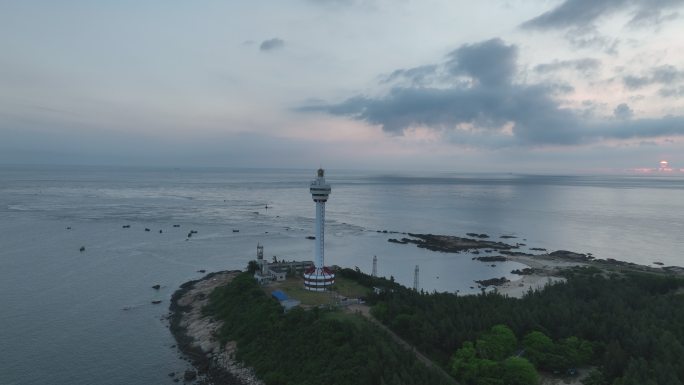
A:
[1,165,683,385]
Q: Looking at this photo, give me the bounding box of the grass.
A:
[331,276,371,298]
[266,275,371,307]
[268,277,335,306]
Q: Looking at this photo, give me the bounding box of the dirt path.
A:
[346,304,459,385]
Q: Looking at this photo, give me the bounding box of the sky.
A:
[1,0,684,173]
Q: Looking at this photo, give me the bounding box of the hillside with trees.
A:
[202,272,453,385]
[339,267,684,385]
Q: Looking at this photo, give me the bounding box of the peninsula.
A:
[168,232,684,385]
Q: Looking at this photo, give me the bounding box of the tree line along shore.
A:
[170,258,684,385]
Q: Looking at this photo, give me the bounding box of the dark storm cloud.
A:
[259,38,285,51]
[623,65,684,90]
[534,58,601,75]
[521,0,684,30]
[299,38,684,147]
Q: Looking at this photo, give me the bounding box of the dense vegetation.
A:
[341,267,684,385]
[202,272,453,385]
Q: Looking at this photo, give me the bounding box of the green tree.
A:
[450,341,478,381]
[477,324,517,361]
[522,331,553,367]
[558,336,593,367]
[502,357,538,385]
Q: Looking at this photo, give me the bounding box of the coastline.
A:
[495,252,684,298]
[169,270,263,385]
[495,254,580,298]
[167,246,684,383]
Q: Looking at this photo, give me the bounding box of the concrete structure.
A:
[304,168,335,291]
[254,243,312,284]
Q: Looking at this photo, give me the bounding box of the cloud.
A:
[382,65,439,86]
[659,86,684,98]
[445,38,518,87]
[522,0,621,30]
[563,27,620,54]
[623,65,684,90]
[627,8,680,28]
[299,38,684,147]
[614,103,634,119]
[534,58,601,75]
[259,38,285,51]
[521,0,684,30]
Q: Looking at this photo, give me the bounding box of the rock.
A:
[530,247,546,251]
[473,256,507,262]
[511,268,536,275]
[122,225,130,228]
[145,228,150,232]
[549,250,589,261]
[500,235,517,239]
[152,300,162,304]
[466,233,489,239]
[168,372,175,377]
[152,284,161,290]
[66,226,71,230]
[475,277,509,287]
[500,250,534,257]
[197,269,206,273]
[391,233,514,253]
[159,230,163,233]
[305,236,315,240]
[654,261,664,266]
[79,246,85,252]
[173,224,180,227]
[232,229,239,233]
[183,370,197,381]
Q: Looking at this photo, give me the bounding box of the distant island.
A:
[169,232,684,385]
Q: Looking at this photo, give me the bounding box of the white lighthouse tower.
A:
[303,168,335,291]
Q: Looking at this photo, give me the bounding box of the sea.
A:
[1,165,683,385]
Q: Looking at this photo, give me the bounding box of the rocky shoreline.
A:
[169,270,264,385]
[388,232,684,297]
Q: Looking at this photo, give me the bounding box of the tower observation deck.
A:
[303,168,335,291]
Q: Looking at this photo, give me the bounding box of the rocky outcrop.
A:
[169,271,264,385]
[389,233,515,253]
[548,250,591,261]
[472,256,508,262]
[475,277,510,287]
